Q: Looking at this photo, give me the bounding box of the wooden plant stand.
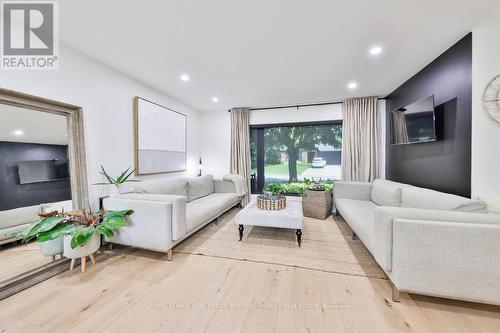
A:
[69,253,96,273]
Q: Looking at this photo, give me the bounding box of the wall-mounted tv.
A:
[18,159,70,184]
[391,95,437,145]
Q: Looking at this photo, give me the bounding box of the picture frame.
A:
[134,96,187,175]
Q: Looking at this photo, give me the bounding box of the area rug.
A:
[174,208,387,279]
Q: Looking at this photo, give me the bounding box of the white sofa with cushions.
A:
[334,179,500,305]
[103,175,245,258]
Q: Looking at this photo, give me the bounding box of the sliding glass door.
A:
[250,121,342,193]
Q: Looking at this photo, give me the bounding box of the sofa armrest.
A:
[214,179,237,194]
[333,181,372,201]
[103,198,174,253]
[391,218,500,305]
[117,193,187,241]
[373,206,500,272]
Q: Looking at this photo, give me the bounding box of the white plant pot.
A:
[63,233,100,259]
[108,184,122,198]
[39,237,64,257]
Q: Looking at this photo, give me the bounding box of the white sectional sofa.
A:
[334,179,500,305]
[0,200,73,245]
[103,175,245,259]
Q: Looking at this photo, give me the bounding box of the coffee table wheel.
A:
[296,229,302,247]
[238,225,244,241]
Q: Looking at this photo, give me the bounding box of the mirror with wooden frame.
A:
[0,88,88,300]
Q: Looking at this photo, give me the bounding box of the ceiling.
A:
[59,0,500,112]
[0,105,67,145]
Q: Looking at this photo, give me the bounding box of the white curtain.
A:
[392,110,409,144]
[341,97,379,182]
[230,107,251,205]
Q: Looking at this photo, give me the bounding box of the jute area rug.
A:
[174,208,387,279]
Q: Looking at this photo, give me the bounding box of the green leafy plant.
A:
[264,178,334,197]
[19,209,134,249]
[93,165,140,186]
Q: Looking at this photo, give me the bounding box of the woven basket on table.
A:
[302,189,332,220]
[256,194,287,210]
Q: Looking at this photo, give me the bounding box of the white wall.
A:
[471,27,500,202]
[0,104,68,145]
[0,45,202,210]
[201,101,386,179]
[201,111,231,177]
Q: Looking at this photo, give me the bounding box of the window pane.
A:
[262,123,342,186]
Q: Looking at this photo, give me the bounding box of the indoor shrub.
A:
[264,178,333,197]
[19,209,134,249]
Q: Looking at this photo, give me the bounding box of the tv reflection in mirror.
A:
[391,95,437,145]
[18,159,70,184]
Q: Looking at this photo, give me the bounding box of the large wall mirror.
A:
[0,88,88,300]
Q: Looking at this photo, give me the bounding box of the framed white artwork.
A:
[134,96,187,175]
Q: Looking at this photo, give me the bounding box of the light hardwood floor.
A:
[0,241,56,282]
[0,246,499,333]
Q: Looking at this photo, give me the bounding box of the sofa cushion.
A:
[402,187,487,212]
[186,175,214,202]
[0,223,35,242]
[41,200,73,213]
[477,196,500,214]
[186,193,239,231]
[214,179,237,194]
[134,178,187,196]
[335,198,377,250]
[371,179,410,207]
[0,204,41,229]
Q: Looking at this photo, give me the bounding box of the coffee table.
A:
[235,198,304,247]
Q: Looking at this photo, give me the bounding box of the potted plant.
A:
[19,208,134,272]
[93,165,140,197]
[15,211,69,260]
[16,212,67,261]
[39,237,64,261]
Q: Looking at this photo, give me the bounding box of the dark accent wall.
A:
[0,141,71,211]
[386,33,472,197]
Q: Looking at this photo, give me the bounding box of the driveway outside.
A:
[265,165,341,184]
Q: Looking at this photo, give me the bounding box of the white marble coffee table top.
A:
[235,197,304,247]
[235,199,303,229]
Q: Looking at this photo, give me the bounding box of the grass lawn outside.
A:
[264,162,311,176]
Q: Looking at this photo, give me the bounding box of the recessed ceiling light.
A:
[12,129,24,136]
[348,82,357,89]
[180,74,190,82]
[212,97,219,103]
[370,46,382,55]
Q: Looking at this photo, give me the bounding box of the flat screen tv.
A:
[391,95,437,145]
[18,159,70,184]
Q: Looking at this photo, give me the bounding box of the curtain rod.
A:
[227,97,387,112]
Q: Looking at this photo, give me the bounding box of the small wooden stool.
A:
[69,253,96,273]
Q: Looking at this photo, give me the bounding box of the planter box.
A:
[63,233,100,259]
[39,237,64,257]
[302,189,332,220]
